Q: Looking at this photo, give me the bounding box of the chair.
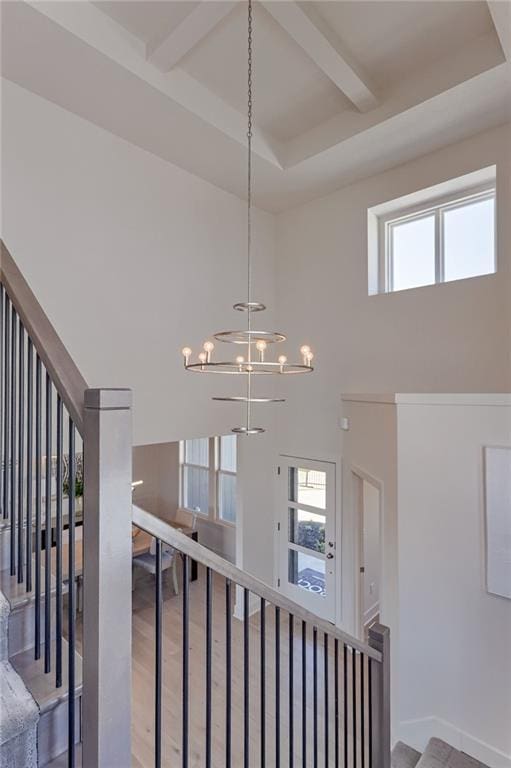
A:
[132,538,179,595]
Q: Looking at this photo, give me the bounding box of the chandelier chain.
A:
[247,0,253,322]
[246,0,253,429]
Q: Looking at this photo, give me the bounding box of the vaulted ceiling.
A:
[2,1,510,211]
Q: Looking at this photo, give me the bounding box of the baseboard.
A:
[399,716,511,768]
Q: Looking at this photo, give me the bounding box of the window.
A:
[181,438,209,515]
[218,435,237,523]
[180,435,237,525]
[368,167,496,294]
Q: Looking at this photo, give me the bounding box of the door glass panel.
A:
[288,467,326,509]
[288,508,325,553]
[288,550,326,597]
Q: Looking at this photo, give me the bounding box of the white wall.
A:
[0,78,277,580]
[275,123,511,461]
[0,78,276,447]
[397,397,511,765]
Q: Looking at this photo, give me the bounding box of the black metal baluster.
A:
[0,285,4,520]
[289,614,294,768]
[313,628,318,768]
[302,621,307,768]
[352,650,357,768]
[10,306,16,574]
[226,579,232,768]
[343,645,348,768]
[205,567,212,768]
[2,294,10,522]
[68,419,76,768]
[260,597,266,768]
[368,660,372,768]
[360,654,365,768]
[26,339,33,593]
[155,539,162,768]
[324,634,329,768]
[275,606,280,768]
[44,372,52,674]
[334,639,339,768]
[17,321,24,583]
[34,356,42,659]
[244,587,250,768]
[182,554,190,768]
[55,396,63,688]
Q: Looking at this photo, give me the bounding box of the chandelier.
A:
[181,0,314,435]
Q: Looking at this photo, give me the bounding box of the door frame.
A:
[351,466,383,640]
[275,455,337,622]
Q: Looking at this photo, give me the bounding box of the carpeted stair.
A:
[0,589,39,768]
[393,738,490,768]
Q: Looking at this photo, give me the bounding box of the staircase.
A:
[0,239,394,767]
[392,739,490,768]
[0,521,83,765]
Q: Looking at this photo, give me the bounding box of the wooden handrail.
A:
[0,240,87,433]
[132,504,383,662]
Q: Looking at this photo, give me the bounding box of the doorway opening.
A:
[352,471,382,641]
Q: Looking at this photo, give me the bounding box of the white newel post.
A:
[83,388,132,768]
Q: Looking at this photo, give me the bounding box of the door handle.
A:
[326,553,334,559]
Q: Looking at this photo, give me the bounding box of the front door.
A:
[277,457,336,621]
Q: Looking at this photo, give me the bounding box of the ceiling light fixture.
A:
[180,0,314,435]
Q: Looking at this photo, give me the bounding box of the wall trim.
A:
[399,716,511,768]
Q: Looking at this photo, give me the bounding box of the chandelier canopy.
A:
[181,0,314,435]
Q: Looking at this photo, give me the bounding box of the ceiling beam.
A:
[147,1,237,73]
[261,1,378,113]
[487,1,511,60]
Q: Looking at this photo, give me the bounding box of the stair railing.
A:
[0,240,133,767]
[133,503,391,768]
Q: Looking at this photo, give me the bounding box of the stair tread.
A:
[417,739,489,768]
[0,563,58,610]
[392,741,422,768]
[10,638,82,715]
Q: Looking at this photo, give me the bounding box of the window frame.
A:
[378,184,496,294]
[179,436,237,527]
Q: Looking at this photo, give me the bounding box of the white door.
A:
[277,457,336,621]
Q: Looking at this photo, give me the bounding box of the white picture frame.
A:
[484,446,511,600]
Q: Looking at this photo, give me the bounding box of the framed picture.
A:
[484,446,511,600]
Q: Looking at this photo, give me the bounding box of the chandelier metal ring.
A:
[213,329,286,344]
[212,396,285,403]
[233,302,266,312]
[185,361,313,374]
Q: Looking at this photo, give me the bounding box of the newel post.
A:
[369,623,391,768]
[83,388,132,768]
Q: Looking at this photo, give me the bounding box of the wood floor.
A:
[74,562,369,768]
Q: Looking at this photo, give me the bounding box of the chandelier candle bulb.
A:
[178,0,314,435]
[203,340,215,362]
[256,339,267,362]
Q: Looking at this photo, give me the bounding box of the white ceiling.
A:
[1,0,510,211]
